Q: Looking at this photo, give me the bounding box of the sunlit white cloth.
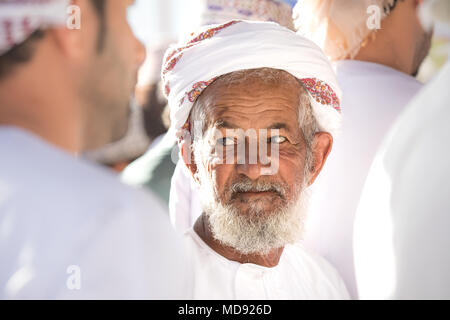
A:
[303,60,423,299]
[0,127,189,299]
[0,0,69,55]
[354,61,450,299]
[162,20,342,140]
[185,228,350,299]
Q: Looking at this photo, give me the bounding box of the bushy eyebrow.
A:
[267,123,289,131]
[214,120,290,132]
[214,120,238,129]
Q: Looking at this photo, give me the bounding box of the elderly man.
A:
[163,20,349,299]
[293,0,433,298]
[0,0,187,299]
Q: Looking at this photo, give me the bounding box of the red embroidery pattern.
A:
[186,78,218,103]
[300,78,341,112]
[162,43,196,78]
[162,21,240,79]
[164,83,171,96]
[188,20,239,45]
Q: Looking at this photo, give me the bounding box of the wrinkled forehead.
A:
[197,74,305,133]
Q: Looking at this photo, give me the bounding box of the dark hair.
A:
[90,0,106,51]
[384,0,404,15]
[0,0,106,79]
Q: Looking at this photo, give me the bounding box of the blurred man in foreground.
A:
[354,0,450,299]
[293,0,433,298]
[0,0,187,299]
[163,20,349,299]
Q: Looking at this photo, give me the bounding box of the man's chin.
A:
[229,201,284,218]
[110,112,130,143]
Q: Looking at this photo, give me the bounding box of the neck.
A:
[194,214,284,268]
[0,60,82,154]
[353,35,414,75]
[353,2,418,76]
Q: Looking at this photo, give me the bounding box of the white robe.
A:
[303,60,423,298]
[0,127,189,299]
[354,62,450,299]
[185,229,350,300]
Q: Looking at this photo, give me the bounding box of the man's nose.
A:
[235,141,262,180]
[235,162,264,181]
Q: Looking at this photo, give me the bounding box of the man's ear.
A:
[307,132,333,186]
[47,0,96,61]
[180,139,199,183]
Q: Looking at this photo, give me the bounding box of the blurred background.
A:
[127,0,449,82]
[84,0,449,173]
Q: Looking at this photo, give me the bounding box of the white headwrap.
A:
[293,0,400,61]
[162,20,342,139]
[200,0,295,30]
[0,0,69,56]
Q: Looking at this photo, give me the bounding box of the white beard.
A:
[197,163,311,255]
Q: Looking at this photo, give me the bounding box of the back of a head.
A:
[0,0,68,79]
[293,0,402,61]
[0,0,146,153]
[294,0,433,75]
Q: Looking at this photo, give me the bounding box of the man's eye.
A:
[269,136,287,144]
[218,137,236,146]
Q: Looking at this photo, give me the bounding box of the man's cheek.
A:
[211,165,232,196]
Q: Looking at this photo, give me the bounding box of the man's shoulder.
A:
[0,127,169,240]
[335,60,423,96]
[0,128,188,299]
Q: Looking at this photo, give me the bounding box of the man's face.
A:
[80,0,145,150]
[199,79,308,215]
[190,75,317,254]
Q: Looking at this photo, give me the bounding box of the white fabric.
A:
[0,126,189,299]
[303,60,423,299]
[354,62,450,299]
[185,228,350,299]
[162,20,342,139]
[169,161,202,234]
[0,0,69,55]
[199,0,295,30]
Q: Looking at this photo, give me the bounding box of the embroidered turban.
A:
[162,20,342,139]
[293,0,403,61]
[0,0,69,56]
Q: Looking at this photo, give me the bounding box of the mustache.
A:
[229,177,286,199]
